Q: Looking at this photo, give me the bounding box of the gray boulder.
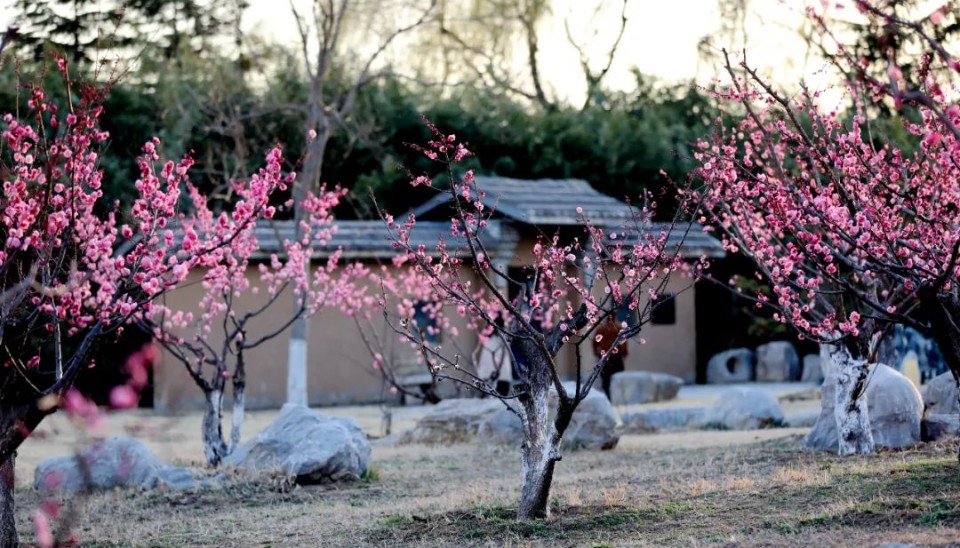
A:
[608,371,683,405]
[801,354,824,384]
[922,372,959,416]
[870,365,924,448]
[476,408,525,445]
[476,382,619,450]
[804,364,923,452]
[224,404,370,483]
[756,341,800,382]
[34,436,198,492]
[401,398,502,444]
[620,407,706,433]
[785,408,821,428]
[706,348,754,383]
[804,376,839,450]
[705,387,785,430]
[556,385,619,450]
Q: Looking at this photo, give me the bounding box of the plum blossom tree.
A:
[144,149,356,467]
[375,119,703,519]
[346,259,467,408]
[694,2,960,455]
[0,59,310,542]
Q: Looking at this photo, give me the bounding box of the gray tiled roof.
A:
[410,176,639,225]
[598,222,725,259]
[183,177,723,260]
[250,219,505,259]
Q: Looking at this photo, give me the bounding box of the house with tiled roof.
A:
[153,177,724,410]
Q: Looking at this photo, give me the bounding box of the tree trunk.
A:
[517,383,558,520]
[833,355,875,455]
[285,122,329,407]
[230,385,245,452]
[920,291,960,382]
[230,352,246,451]
[201,389,228,466]
[920,290,960,460]
[0,454,16,547]
[286,322,309,406]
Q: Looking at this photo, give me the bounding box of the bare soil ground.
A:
[12,407,960,547]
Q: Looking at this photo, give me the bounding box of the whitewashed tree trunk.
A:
[0,454,17,547]
[825,343,875,455]
[230,385,245,450]
[517,383,559,520]
[202,389,229,466]
[286,332,308,406]
[285,120,328,407]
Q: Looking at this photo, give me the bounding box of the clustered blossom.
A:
[147,147,357,426]
[0,81,233,377]
[0,70,356,466]
[696,4,960,349]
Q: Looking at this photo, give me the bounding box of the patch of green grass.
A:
[591,508,639,527]
[658,501,694,517]
[477,504,514,522]
[380,513,412,526]
[360,466,380,482]
[919,501,958,527]
[509,520,550,537]
[463,528,486,539]
[770,454,960,534]
[365,503,649,544]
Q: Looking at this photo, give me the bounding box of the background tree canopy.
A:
[2,0,720,220]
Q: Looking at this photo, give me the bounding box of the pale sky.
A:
[0,0,834,103]
[241,0,822,100]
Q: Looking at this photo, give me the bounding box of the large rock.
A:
[804,364,923,452]
[705,387,785,430]
[756,342,800,382]
[801,354,824,384]
[620,407,706,433]
[400,398,502,444]
[922,372,959,416]
[34,437,198,492]
[555,384,619,450]
[877,324,948,380]
[785,408,821,428]
[224,404,370,483]
[608,371,683,405]
[475,383,619,450]
[706,348,754,383]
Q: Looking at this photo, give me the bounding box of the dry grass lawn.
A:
[11,410,960,547]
